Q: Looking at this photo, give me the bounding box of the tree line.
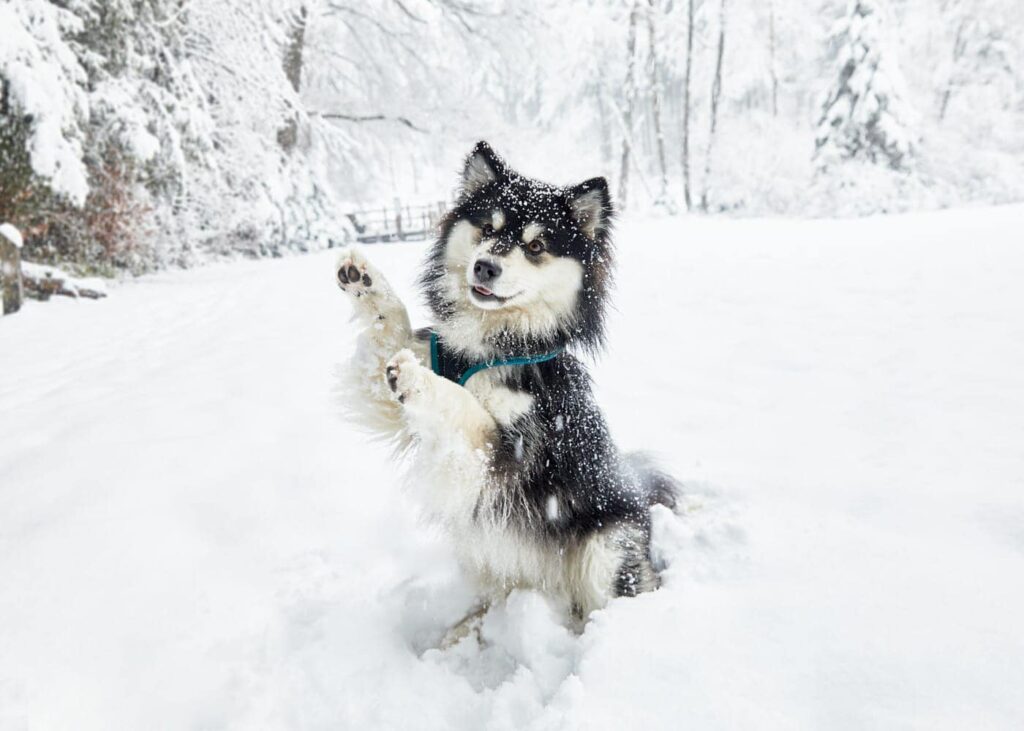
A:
[1,0,1021,273]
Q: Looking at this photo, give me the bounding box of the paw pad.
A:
[337,265,360,285]
[335,250,374,295]
[385,363,401,400]
[384,350,424,405]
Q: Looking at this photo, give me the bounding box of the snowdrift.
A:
[1,208,1023,729]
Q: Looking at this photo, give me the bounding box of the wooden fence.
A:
[345,201,447,244]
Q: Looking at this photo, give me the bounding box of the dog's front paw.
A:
[335,248,376,297]
[385,349,430,405]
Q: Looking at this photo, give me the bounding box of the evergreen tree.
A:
[815,0,917,170]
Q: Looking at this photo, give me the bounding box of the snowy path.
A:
[2,208,1024,729]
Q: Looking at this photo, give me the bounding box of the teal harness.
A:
[429,331,564,387]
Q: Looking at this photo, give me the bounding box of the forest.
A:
[2,0,1022,273]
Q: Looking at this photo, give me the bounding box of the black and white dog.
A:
[336,142,678,629]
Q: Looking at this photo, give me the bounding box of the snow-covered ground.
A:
[2,208,1023,730]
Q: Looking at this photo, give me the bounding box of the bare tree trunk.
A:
[701,0,727,212]
[938,17,969,121]
[645,0,669,206]
[768,0,779,117]
[618,0,641,209]
[681,0,695,211]
[596,85,614,167]
[278,4,307,153]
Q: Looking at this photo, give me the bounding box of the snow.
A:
[0,224,24,249]
[2,208,1024,729]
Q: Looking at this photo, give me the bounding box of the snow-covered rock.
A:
[21,261,108,300]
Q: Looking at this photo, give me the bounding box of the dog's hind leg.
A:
[568,523,660,619]
[438,600,491,650]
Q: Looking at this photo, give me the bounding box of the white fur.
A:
[465,368,534,426]
[464,243,582,328]
[451,521,635,617]
[521,222,544,243]
[335,248,417,442]
[573,528,632,611]
[379,349,497,526]
[435,219,584,355]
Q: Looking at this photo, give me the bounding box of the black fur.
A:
[419,142,678,603]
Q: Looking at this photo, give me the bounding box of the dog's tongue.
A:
[474,285,493,296]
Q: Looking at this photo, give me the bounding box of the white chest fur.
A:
[464,369,535,427]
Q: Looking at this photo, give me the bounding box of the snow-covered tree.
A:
[936,0,1019,122]
[0,1,90,215]
[814,0,917,170]
[0,0,341,270]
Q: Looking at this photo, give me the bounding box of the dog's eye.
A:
[526,239,545,255]
[481,223,494,237]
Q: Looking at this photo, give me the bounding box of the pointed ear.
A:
[566,177,612,240]
[461,141,506,197]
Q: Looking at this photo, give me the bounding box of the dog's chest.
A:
[465,370,534,426]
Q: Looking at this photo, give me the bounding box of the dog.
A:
[336,141,679,631]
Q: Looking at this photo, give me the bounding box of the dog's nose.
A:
[473,259,502,284]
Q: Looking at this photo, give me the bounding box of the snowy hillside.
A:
[2,209,1024,729]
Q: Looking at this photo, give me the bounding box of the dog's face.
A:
[422,142,614,354]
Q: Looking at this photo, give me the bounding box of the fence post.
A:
[1,223,24,315]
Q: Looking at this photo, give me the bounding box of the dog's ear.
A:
[461,141,506,197]
[566,177,612,241]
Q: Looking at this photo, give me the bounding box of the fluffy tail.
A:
[626,452,681,512]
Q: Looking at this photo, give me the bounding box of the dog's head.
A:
[422,141,614,356]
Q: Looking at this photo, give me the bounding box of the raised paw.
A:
[335,248,376,297]
[384,349,430,405]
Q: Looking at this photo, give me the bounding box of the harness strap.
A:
[430,331,563,387]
